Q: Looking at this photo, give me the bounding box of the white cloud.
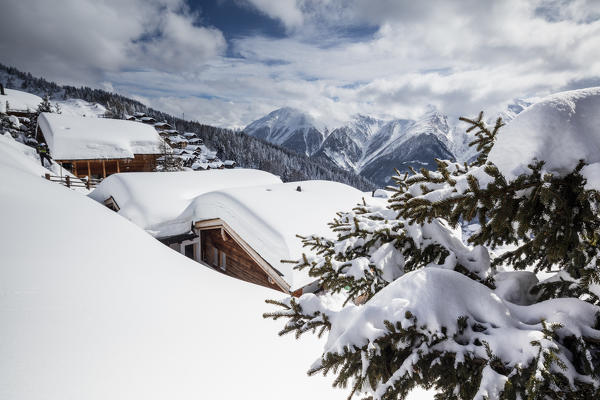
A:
[0,0,225,84]
[243,0,304,29]
[1,0,599,128]
[134,9,226,72]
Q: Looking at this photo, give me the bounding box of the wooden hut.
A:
[38,112,164,179]
[186,181,365,295]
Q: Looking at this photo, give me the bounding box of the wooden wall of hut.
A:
[200,228,284,292]
[60,154,159,178]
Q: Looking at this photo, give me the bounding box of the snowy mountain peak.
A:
[347,113,386,138]
[244,107,325,156]
[246,107,324,132]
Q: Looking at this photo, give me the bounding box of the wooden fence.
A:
[44,173,102,190]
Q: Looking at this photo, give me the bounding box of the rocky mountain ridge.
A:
[244,102,532,186]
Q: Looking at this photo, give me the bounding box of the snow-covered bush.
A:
[265,88,600,399]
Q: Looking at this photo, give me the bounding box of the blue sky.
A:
[190,0,288,41]
[1,0,600,128]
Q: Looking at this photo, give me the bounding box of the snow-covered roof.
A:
[167,135,187,143]
[38,112,163,160]
[207,161,223,169]
[192,162,209,170]
[177,180,365,290]
[89,169,282,238]
[0,88,42,113]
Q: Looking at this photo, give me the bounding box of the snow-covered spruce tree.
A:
[265,89,600,399]
[36,94,53,114]
[156,139,183,171]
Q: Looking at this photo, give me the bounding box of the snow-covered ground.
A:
[1,164,347,400]
[56,98,108,117]
[0,84,446,399]
[0,120,433,400]
[0,132,88,192]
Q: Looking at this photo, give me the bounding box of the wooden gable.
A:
[195,219,292,294]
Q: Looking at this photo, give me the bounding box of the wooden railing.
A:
[44,173,102,190]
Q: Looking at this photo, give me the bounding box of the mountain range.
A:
[243,102,531,187]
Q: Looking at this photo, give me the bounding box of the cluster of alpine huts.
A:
[126,112,236,170]
[89,168,369,295]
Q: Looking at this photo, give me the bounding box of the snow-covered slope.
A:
[243,107,325,156]
[56,98,108,117]
[0,132,88,192]
[0,164,352,400]
[0,88,42,113]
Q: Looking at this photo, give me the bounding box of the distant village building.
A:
[165,135,188,149]
[140,116,156,124]
[37,112,164,178]
[154,121,172,130]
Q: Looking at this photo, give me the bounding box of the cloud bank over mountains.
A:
[1,0,599,128]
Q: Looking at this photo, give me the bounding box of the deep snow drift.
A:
[0,133,88,192]
[0,165,352,400]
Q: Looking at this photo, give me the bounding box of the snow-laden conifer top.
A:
[178,180,365,290]
[0,88,42,113]
[488,87,600,183]
[89,169,282,237]
[38,112,163,160]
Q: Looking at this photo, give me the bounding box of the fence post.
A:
[45,173,50,181]
[65,175,71,188]
[87,177,91,190]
